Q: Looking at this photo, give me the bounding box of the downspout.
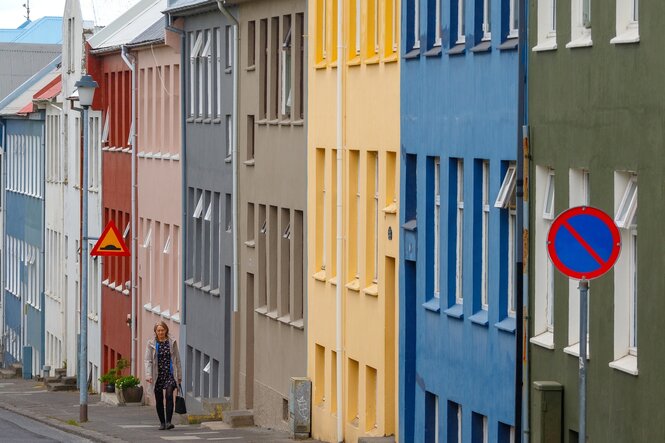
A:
[120,45,137,376]
[518,0,531,440]
[216,0,239,314]
[336,0,343,440]
[41,122,46,373]
[517,0,529,440]
[165,13,187,382]
[0,120,5,360]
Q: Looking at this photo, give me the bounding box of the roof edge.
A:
[0,55,61,111]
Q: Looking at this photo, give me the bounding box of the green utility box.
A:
[532,381,563,443]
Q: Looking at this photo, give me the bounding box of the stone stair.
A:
[0,363,22,379]
[44,370,78,392]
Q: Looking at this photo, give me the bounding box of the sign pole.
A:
[578,278,589,442]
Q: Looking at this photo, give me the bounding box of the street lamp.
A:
[74,74,98,423]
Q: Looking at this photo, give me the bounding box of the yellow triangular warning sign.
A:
[91,220,130,257]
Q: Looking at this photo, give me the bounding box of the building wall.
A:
[3,117,45,377]
[236,0,307,432]
[180,10,235,412]
[528,0,665,441]
[307,1,400,441]
[91,52,133,374]
[135,42,182,395]
[398,0,519,441]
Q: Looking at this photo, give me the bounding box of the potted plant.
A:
[99,368,118,393]
[116,375,143,403]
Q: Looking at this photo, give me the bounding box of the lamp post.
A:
[74,74,98,423]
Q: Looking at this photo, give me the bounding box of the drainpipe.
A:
[120,45,137,376]
[0,120,5,359]
[216,0,239,314]
[517,0,529,440]
[336,0,343,440]
[40,123,46,374]
[165,13,187,385]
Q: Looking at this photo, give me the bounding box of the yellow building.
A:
[307,1,400,441]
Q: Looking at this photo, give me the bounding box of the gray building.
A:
[0,43,61,103]
[235,0,307,431]
[166,0,236,413]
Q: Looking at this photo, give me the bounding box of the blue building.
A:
[0,17,63,44]
[399,0,519,441]
[0,57,60,377]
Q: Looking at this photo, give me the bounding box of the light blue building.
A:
[0,56,60,377]
[0,17,63,44]
[399,0,519,441]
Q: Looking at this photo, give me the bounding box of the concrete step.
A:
[0,368,17,379]
[54,368,67,378]
[222,410,254,428]
[44,376,61,384]
[10,363,22,377]
[62,376,77,385]
[47,382,78,392]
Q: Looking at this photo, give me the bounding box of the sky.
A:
[0,0,141,28]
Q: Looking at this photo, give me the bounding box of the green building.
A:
[527,0,665,441]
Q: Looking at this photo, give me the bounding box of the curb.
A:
[0,402,127,443]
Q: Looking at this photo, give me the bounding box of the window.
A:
[472,413,489,443]
[531,167,555,349]
[350,0,362,55]
[367,0,379,55]
[196,31,205,117]
[434,158,441,299]
[226,115,232,158]
[246,115,255,161]
[371,152,379,283]
[247,21,256,67]
[611,172,638,375]
[425,391,439,443]
[193,194,204,219]
[225,25,233,70]
[567,0,592,48]
[384,0,398,55]
[533,0,557,51]
[270,17,280,119]
[295,13,305,120]
[456,0,465,43]
[413,0,421,49]
[448,401,462,443]
[455,159,464,304]
[508,0,518,38]
[281,15,292,118]
[216,28,222,117]
[482,0,491,41]
[260,19,268,118]
[495,163,517,316]
[610,0,639,45]
[481,161,489,309]
[202,30,212,117]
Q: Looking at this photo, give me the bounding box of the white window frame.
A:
[373,0,379,53]
[202,30,212,117]
[226,115,232,158]
[226,25,233,69]
[356,0,362,54]
[481,161,489,310]
[457,404,462,443]
[373,152,379,283]
[455,159,464,304]
[281,22,292,117]
[482,415,489,443]
[542,171,555,220]
[533,0,557,51]
[190,31,203,116]
[614,176,637,229]
[482,0,491,41]
[508,0,519,38]
[216,28,222,117]
[457,0,465,44]
[566,0,592,48]
[494,165,516,209]
[434,0,442,46]
[193,194,204,219]
[204,202,213,222]
[434,157,441,299]
[198,31,206,117]
[322,0,327,59]
[413,0,420,49]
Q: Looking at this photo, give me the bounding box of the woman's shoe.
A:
[166,422,175,430]
[159,423,166,430]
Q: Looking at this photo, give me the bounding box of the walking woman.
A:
[145,321,182,430]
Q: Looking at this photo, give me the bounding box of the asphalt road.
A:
[0,408,91,443]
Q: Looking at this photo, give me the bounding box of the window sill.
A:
[210,288,220,297]
[292,119,304,126]
[266,309,279,320]
[363,283,379,297]
[347,57,361,67]
[469,310,489,327]
[365,55,380,65]
[495,316,516,333]
[498,38,518,51]
[447,43,466,56]
[566,36,593,49]
[422,298,440,313]
[312,270,327,282]
[383,53,399,63]
[277,314,291,325]
[470,41,491,53]
[279,119,292,126]
[246,65,256,72]
[610,30,639,45]
[224,67,232,74]
[244,239,255,248]
[290,318,304,330]
[403,48,420,59]
[424,46,442,57]
[268,119,279,126]
[444,303,464,319]
[192,281,202,289]
[382,202,398,214]
[532,41,557,52]
[315,60,328,70]
[243,159,255,167]
[530,331,555,350]
[224,155,232,163]
[194,117,204,123]
[329,60,338,68]
[201,285,211,293]
[345,279,361,292]
[184,278,194,287]
[186,117,195,123]
[256,119,268,125]
[203,118,212,124]
[328,276,338,286]
[563,342,590,359]
[213,118,221,124]
[255,305,268,315]
[609,354,638,376]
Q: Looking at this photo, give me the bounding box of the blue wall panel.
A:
[399,0,519,441]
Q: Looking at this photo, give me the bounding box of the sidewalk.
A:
[0,379,321,442]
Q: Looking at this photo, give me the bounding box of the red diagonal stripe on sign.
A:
[562,220,605,266]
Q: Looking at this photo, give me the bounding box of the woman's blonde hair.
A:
[154,321,170,339]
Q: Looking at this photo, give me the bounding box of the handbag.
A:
[175,383,187,414]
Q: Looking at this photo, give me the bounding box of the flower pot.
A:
[105,383,116,393]
[121,386,143,403]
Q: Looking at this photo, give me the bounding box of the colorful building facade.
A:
[528,0,665,441]
[307,1,400,441]
[399,0,520,441]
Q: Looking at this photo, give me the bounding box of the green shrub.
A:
[115,375,141,390]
